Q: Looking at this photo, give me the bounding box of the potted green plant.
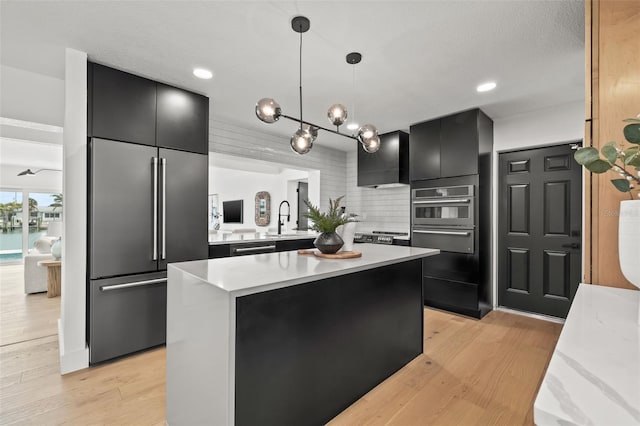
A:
[574,116,640,295]
[304,196,350,254]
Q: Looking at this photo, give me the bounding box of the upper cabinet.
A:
[88,63,209,154]
[410,109,493,180]
[357,131,409,187]
[156,84,209,154]
[89,63,157,146]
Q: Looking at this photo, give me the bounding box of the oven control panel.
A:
[353,233,394,245]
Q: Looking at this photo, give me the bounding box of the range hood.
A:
[357,130,409,188]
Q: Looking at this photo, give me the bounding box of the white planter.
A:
[618,199,640,324]
[336,221,357,252]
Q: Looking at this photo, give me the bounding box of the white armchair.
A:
[24,221,62,294]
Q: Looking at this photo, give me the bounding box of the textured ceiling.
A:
[0,1,585,152]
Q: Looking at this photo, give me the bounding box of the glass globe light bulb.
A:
[356,124,378,144]
[362,135,380,153]
[302,124,318,141]
[255,98,281,123]
[290,128,313,154]
[327,104,348,126]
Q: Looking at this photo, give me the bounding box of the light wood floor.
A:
[0,264,563,425]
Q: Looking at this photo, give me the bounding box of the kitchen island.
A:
[166,244,439,426]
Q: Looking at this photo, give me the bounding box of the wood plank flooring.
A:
[0,264,563,425]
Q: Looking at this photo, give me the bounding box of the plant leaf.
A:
[611,179,631,192]
[585,159,612,173]
[626,155,640,168]
[574,147,600,165]
[623,123,640,144]
[622,118,640,123]
[601,144,618,164]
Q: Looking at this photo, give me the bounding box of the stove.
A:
[353,231,409,246]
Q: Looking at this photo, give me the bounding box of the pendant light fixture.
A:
[255,15,380,155]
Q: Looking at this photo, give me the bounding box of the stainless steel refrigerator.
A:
[88,138,207,364]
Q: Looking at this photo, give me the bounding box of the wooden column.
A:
[585,0,640,289]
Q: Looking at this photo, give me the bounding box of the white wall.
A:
[0,65,65,126]
[345,149,410,234]
[60,48,89,373]
[491,100,584,308]
[209,166,309,233]
[208,118,347,213]
[0,165,62,193]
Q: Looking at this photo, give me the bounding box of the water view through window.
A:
[0,191,62,263]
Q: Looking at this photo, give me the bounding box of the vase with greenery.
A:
[574,116,640,296]
[304,196,350,254]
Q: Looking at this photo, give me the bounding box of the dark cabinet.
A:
[88,63,208,154]
[410,109,492,180]
[208,238,315,259]
[358,131,409,187]
[409,121,440,181]
[156,84,209,154]
[89,63,157,146]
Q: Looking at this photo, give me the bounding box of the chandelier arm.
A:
[281,114,357,141]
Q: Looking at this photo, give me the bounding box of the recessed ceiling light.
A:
[193,68,213,79]
[346,122,359,131]
[476,82,497,93]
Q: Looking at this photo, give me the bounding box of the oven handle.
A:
[413,199,471,204]
[413,230,470,236]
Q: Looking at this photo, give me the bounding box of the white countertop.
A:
[170,243,439,296]
[208,230,317,245]
[534,284,640,426]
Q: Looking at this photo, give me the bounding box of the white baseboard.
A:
[495,306,565,324]
[58,318,89,374]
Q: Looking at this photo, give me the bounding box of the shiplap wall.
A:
[345,150,411,233]
[208,118,346,212]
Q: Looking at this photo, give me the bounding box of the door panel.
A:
[297,181,309,230]
[158,149,208,269]
[90,139,158,279]
[498,144,582,318]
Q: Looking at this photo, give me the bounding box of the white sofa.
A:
[24,221,62,294]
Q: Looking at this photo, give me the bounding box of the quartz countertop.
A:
[169,243,439,297]
[208,230,317,245]
[534,283,640,426]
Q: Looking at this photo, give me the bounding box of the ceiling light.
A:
[255,16,379,154]
[17,168,61,176]
[476,82,497,93]
[193,68,213,79]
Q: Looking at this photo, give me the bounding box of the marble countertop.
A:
[208,230,317,245]
[169,243,439,296]
[534,284,640,426]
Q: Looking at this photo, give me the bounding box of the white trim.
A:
[0,117,63,133]
[58,318,89,375]
[495,306,565,324]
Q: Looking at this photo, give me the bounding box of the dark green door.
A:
[498,143,582,318]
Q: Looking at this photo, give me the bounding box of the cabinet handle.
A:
[413,199,470,204]
[233,245,276,253]
[161,157,167,260]
[152,157,158,261]
[413,230,470,236]
[100,278,167,291]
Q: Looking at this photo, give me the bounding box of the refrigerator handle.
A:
[161,157,167,260]
[152,157,158,261]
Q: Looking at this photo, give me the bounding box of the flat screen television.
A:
[222,199,243,223]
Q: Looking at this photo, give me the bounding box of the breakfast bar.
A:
[166,244,439,426]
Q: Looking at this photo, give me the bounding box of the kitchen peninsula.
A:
[166,244,439,425]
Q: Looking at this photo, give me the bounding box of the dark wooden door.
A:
[498,144,582,318]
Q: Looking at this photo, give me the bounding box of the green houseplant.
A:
[574,116,640,198]
[304,196,350,254]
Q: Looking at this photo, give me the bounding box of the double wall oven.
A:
[412,184,475,254]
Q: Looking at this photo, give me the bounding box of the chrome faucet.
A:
[278,200,290,235]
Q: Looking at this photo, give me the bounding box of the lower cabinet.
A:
[208,238,315,259]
